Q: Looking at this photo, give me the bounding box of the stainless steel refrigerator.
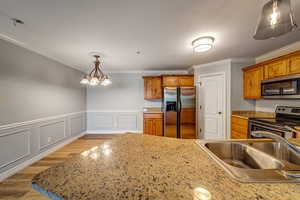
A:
[163,87,196,139]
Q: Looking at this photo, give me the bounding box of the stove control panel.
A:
[276,106,300,116]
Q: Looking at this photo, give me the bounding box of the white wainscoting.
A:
[0,111,86,181]
[87,111,143,134]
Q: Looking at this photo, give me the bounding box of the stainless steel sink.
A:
[196,140,300,183]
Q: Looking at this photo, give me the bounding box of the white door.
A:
[198,74,225,139]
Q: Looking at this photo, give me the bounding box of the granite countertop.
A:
[32,134,300,200]
[232,111,275,119]
[143,107,163,114]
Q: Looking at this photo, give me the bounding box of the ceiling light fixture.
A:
[80,54,112,86]
[253,0,297,40]
[192,36,215,53]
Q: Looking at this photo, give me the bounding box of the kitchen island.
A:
[32,134,300,200]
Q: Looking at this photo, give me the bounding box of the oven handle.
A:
[249,122,292,135]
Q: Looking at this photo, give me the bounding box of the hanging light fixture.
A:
[253,0,297,40]
[192,36,215,53]
[80,55,112,86]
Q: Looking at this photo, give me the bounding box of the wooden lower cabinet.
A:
[231,116,248,139]
[143,113,164,136]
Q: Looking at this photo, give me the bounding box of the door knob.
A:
[218,112,222,114]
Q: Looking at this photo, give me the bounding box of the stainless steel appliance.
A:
[163,87,196,139]
[262,74,300,99]
[249,106,300,139]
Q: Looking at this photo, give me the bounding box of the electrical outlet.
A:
[48,137,52,143]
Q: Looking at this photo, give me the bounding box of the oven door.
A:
[249,121,291,138]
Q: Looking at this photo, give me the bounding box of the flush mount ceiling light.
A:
[80,54,112,86]
[253,0,297,40]
[192,36,215,53]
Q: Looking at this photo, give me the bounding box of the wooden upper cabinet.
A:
[287,54,300,75]
[162,76,179,87]
[179,76,194,87]
[143,76,162,100]
[243,65,264,99]
[264,59,287,79]
[162,75,194,87]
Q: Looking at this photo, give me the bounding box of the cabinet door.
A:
[179,76,194,87]
[231,116,248,139]
[162,76,179,87]
[144,77,162,100]
[244,66,264,99]
[154,119,163,136]
[287,54,300,75]
[151,77,162,99]
[143,119,153,135]
[144,79,152,100]
[264,59,287,79]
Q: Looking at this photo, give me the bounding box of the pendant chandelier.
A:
[80,55,112,86]
[253,0,297,40]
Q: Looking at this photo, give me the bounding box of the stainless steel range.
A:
[249,106,300,139]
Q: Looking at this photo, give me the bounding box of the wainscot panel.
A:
[39,120,66,151]
[87,111,142,133]
[0,112,86,181]
[0,129,31,169]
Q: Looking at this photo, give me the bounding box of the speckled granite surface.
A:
[232,111,275,119]
[32,134,300,200]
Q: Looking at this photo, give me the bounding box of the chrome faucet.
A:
[251,131,300,155]
[251,131,300,178]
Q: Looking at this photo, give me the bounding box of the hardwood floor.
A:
[0,135,111,200]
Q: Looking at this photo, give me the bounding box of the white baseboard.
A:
[86,130,142,134]
[0,132,85,182]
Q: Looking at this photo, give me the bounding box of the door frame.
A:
[196,72,228,139]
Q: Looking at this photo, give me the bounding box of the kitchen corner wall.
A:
[193,58,255,138]
[86,71,188,133]
[87,73,144,133]
[0,39,86,180]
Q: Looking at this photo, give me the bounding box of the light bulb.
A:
[270,2,280,27]
[89,77,100,86]
[80,77,89,85]
[101,77,112,86]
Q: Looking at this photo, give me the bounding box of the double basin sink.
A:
[196,139,300,183]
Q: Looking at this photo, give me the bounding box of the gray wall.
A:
[0,39,86,180]
[87,73,144,133]
[0,39,86,125]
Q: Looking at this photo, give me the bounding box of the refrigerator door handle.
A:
[178,99,182,112]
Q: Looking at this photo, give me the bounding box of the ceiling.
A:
[0,0,300,72]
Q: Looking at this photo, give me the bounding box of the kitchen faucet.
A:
[251,131,300,155]
[251,130,300,178]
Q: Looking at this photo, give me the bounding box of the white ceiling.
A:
[0,0,300,72]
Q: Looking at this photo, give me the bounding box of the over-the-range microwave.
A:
[262,74,300,99]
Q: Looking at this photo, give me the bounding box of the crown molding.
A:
[0,33,84,72]
[256,41,300,63]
